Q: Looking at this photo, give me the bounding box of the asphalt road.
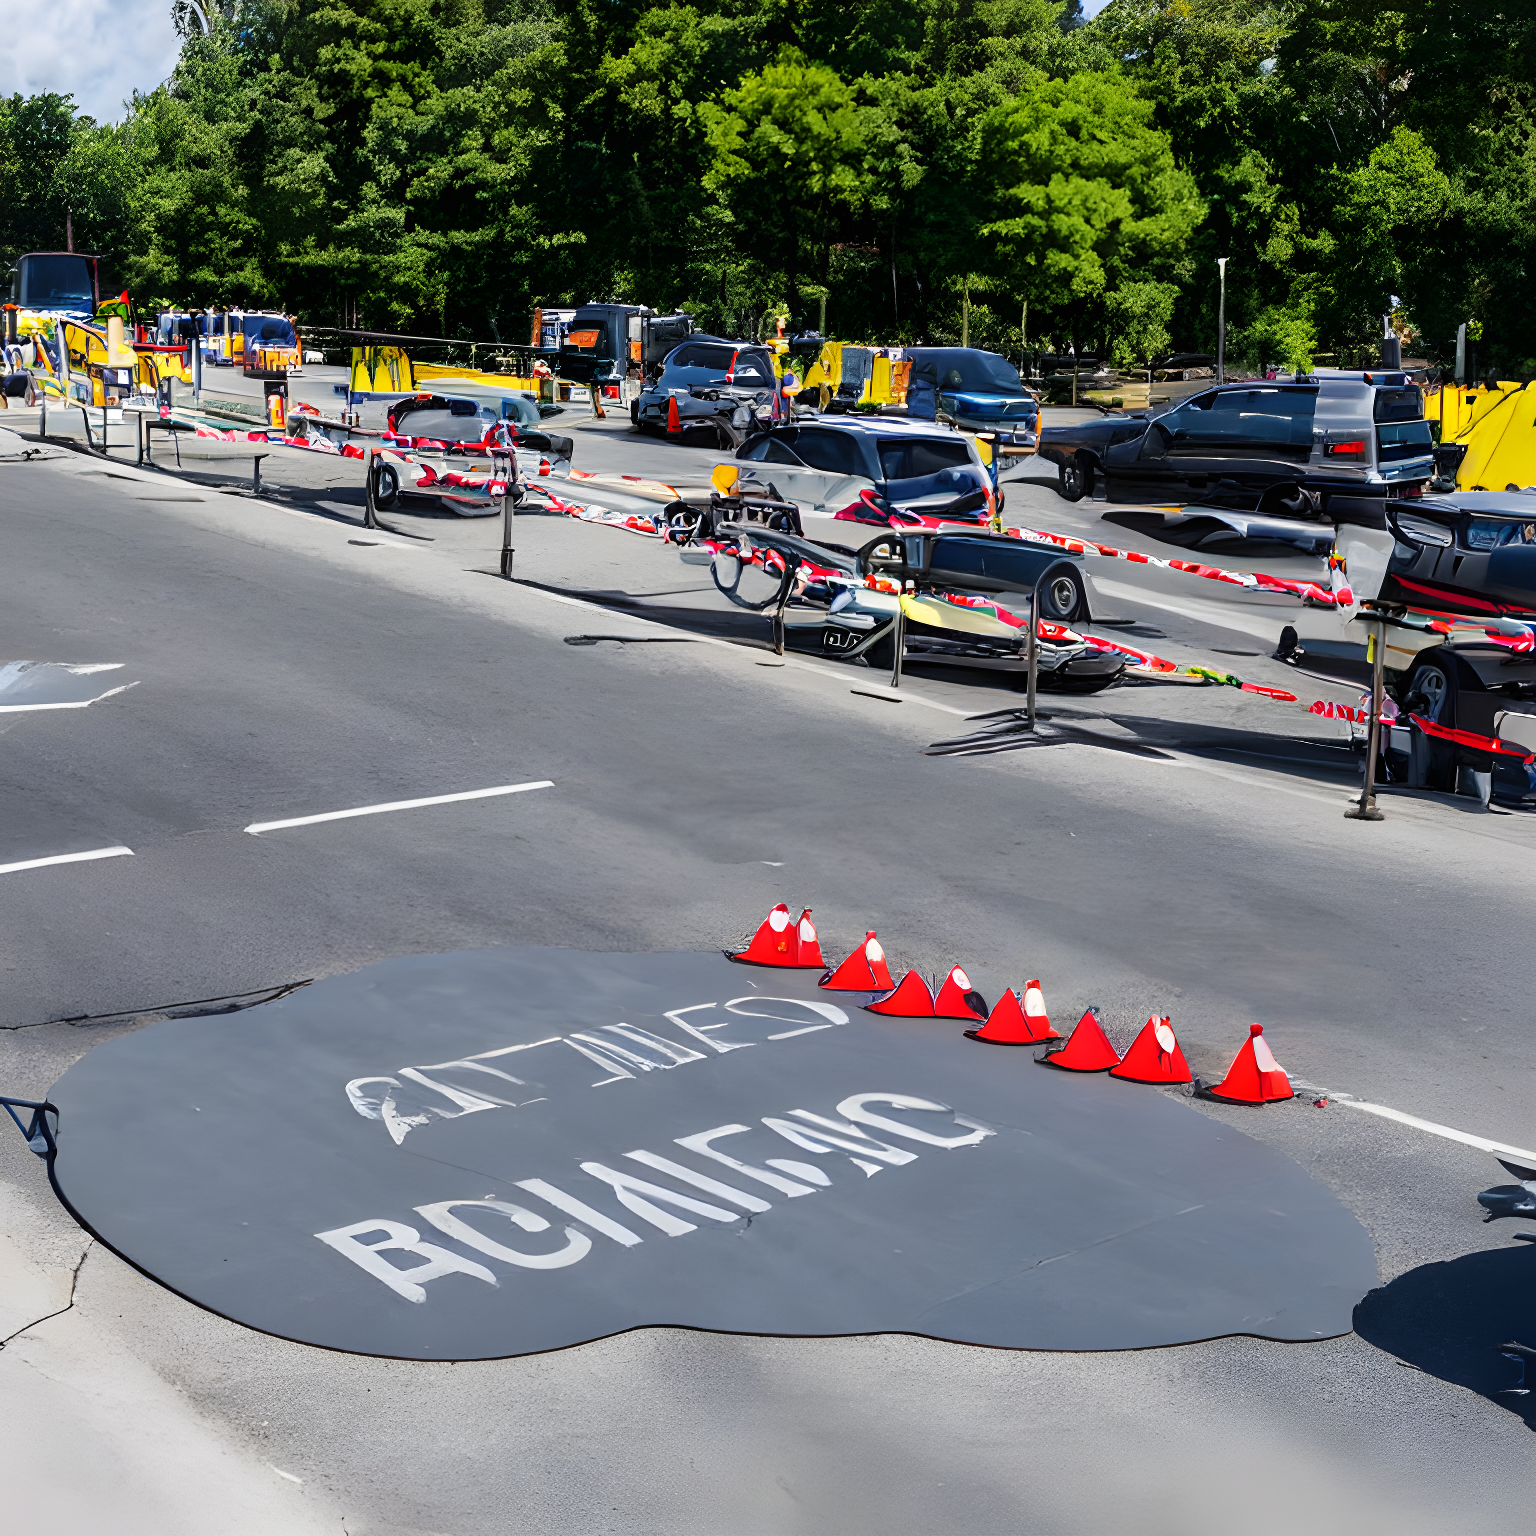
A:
[0,419,1534,1535]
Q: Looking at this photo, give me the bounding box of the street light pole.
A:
[1217,258,1227,385]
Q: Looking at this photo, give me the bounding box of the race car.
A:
[696,516,1124,692]
[372,393,574,513]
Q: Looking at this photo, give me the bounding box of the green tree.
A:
[701,48,876,317]
[976,70,1203,316]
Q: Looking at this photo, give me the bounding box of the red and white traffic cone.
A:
[728,904,802,967]
[966,988,1051,1045]
[1200,1024,1293,1104]
[1021,980,1060,1041]
[820,931,894,992]
[667,395,681,434]
[932,964,986,1021]
[1109,1015,1192,1085]
[1037,1007,1121,1072]
[865,970,937,1017]
[794,909,825,970]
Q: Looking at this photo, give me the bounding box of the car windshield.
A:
[671,342,737,374]
[1465,517,1536,550]
[877,437,973,481]
[395,405,494,441]
[241,314,297,346]
[16,253,94,309]
[729,350,774,383]
[917,350,1024,395]
[793,428,870,476]
[500,395,541,426]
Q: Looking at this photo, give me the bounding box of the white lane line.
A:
[245,780,554,835]
[1335,1098,1536,1166]
[0,683,139,714]
[0,845,134,875]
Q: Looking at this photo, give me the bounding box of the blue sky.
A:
[0,1,182,122]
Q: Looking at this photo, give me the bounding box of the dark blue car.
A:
[906,348,1039,444]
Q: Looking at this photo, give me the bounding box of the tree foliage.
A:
[1,0,1531,372]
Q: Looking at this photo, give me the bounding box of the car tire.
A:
[630,401,640,428]
[1056,456,1089,502]
[1039,569,1087,623]
[373,462,400,509]
[1403,658,1451,723]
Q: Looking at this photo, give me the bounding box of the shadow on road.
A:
[1354,1241,1536,1429]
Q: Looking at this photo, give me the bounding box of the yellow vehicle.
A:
[795,341,910,411]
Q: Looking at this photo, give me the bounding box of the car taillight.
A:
[539,458,552,475]
[1326,439,1366,456]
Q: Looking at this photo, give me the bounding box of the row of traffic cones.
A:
[728,904,1293,1105]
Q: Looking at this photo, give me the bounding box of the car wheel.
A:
[1404,659,1450,722]
[1056,456,1088,502]
[1039,569,1086,623]
[374,462,400,509]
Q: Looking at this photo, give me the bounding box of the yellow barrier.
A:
[1426,382,1536,489]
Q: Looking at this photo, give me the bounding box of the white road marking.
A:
[245,780,554,835]
[0,682,139,714]
[1334,1097,1536,1166]
[0,845,134,875]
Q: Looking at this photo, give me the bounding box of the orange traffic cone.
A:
[1109,1015,1192,1084]
[820,932,894,992]
[794,910,825,969]
[865,970,937,1017]
[1037,1007,1121,1072]
[1200,1023,1293,1105]
[932,965,986,1021]
[666,394,681,434]
[729,903,805,967]
[1021,980,1060,1041]
[965,987,1056,1045]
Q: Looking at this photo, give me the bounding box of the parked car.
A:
[1039,373,1434,509]
[726,418,993,520]
[632,336,778,440]
[905,347,1039,444]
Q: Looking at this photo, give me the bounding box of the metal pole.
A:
[364,447,379,530]
[889,600,905,690]
[499,451,515,579]
[1217,258,1227,385]
[1346,615,1386,821]
[1026,573,1041,730]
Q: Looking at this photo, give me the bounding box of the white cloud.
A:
[0,0,183,123]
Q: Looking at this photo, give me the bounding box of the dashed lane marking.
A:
[245,780,554,835]
[0,846,134,875]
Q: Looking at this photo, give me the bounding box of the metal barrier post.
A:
[889,598,905,690]
[363,447,379,530]
[80,404,93,448]
[252,453,268,495]
[1026,572,1042,730]
[136,410,146,466]
[1346,613,1387,821]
